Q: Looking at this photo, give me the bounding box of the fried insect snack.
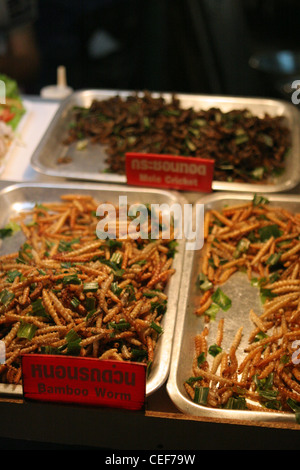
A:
[185,195,300,418]
[0,195,176,385]
[63,92,290,183]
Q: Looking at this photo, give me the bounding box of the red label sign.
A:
[21,354,146,410]
[126,152,214,192]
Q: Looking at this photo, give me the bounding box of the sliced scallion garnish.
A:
[193,386,209,405]
[0,289,14,307]
[83,281,99,292]
[211,288,232,311]
[63,274,81,285]
[17,321,38,340]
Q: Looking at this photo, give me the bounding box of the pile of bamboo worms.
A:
[185,195,300,417]
[0,194,176,384]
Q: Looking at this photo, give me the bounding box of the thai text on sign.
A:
[125,152,214,192]
[21,354,147,410]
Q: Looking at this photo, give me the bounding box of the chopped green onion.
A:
[287,398,300,422]
[224,396,247,410]
[41,345,60,355]
[191,118,207,127]
[85,296,96,311]
[193,386,209,405]
[253,372,280,410]
[253,373,273,391]
[123,284,136,302]
[233,238,250,258]
[16,243,33,264]
[211,288,232,311]
[105,239,122,249]
[131,349,147,361]
[83,281,98,292]
[0,227,14,239]
[0,221,20,239]
[143,116,150,128]
[162,109,180,117]
[37,269,47,275]
[188,127,200,137]
[150,299,167,315]
[100,258,125,278]
[143,290,161,298]
[0,289,14,306]
[150,321,163,335]
[35,203,49,212]
[63,274,81,285]
[111,282,122,296]
[254,331,268,342]
[70,297,80,309]
[6,270,22,283]
[260,288,277,304]
[197,273,213,291]
[266,252,282,266]
[253,194,269,206]
[76,139,88,150]
[17,321,37,340]
[197,352,206,367]
[235,134,249,145]
[208,344,222,357]
[58,238,80,253]
[269,272,280,283]
[110,251,122,266]
[146,360,152,377]
[287,398,300,411]
[204,303,219,320]
[258,224,282,241]
[251,167,265,180]
[259,389,279,401]
[31,298,47,317]
[61,262,72,269]
[280,354,290,364]
[260,133,273,147]
[185,376,203,385]
[85,309,96,321]
[251,277,266,287]
[108,320,130,330]
[64,329,81,355]
[185,138,196,152]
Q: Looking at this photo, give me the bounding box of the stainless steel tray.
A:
[167,191,300,424]
[30,89,300,193]
[0,181,186,398]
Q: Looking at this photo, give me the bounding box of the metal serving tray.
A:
[167,191,300,425]
[30,89,300,193]
[0,181,186,398]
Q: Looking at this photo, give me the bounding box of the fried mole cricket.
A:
[64,92,290,183]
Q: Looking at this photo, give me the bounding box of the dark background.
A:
[2,0,300,101]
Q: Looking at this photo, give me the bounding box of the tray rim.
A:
[30,89,300,193]
[167,191,300,425]
[0,180,188,398]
